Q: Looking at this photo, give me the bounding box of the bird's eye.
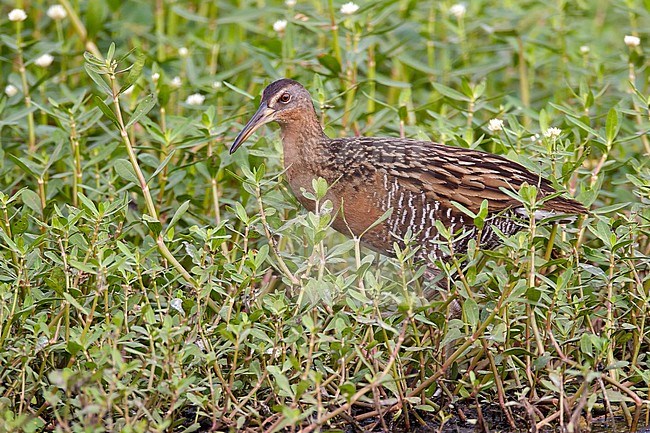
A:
[279,93,291,103]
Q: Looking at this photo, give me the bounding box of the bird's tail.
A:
[513,196,587,223]
[543,195,588,215]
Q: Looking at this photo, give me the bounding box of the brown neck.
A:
[279,105,328,164]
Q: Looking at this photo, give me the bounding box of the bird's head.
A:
[230,78,312,154]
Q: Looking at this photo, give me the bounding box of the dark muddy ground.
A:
[177,403,649,432]
[340,404,649,433]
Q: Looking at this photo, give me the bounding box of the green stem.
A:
[457,16,468,66]
[155,0,165,62]
[254,183,299,286]
[627,62,650,155]
[606,249,616,379]
[69,112,82,207]
[0,203,19,266]
[366,41,376,121]
[544,223,558,262]
[426,5,436,78]
[58,0,102,58]
[517,36,530,127]
[327,0,342,67]
[527,216,545,356]
[108,77,196,288]
[329,284,516,427]
[15,23,36,153]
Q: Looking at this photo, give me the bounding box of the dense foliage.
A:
[0,0,649,431]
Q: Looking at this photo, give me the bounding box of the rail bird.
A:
[231,79,586,267]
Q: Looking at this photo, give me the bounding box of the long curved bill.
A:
[230,102,276,154]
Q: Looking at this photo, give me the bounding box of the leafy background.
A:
[0,0,649,432]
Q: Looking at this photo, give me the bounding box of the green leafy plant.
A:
[0,1,648,432]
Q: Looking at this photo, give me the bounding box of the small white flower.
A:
[624,35,640,48]
[170,76,182,88]
[449,3,466,19]
[34,53,54,68]
[340,2,359,15]
[285,0,297,6]
[579,45,590,54]
[47,5,67,20]
[544,127,562,138]
[265,346,282,357]
[170,298,184,315]
[178,47,189,57]
[8,9,27,22]
[5,84,19,97]
[212,81,222,89]
[273,19,287,33]
[487,118,504,132]
[151,72,160,82]
[530,133,540,142]
[186,93,205,105]
[122,86,134,96]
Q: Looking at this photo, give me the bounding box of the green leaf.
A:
[539,108,549,133]
[165,200,190,236]
[588,220,614,248]
[63,292,90,315]
[398,105,408,121]
[317,54,341,75]
[451,200,477,219]
[121,50,146,94]
[11,212,29,234]
[142,214,162,235]
[254,164,266,183]
[86,0,107,39]
[605,107,620,146]
[222,81,254,100]
[148,149,176,181]
[0,229,19,253]
[93,95,119,126]
[360,207,392,236]
[565,115,599,138]
[83,51,105,67]
[474,199,489,230]
[441,322,463,346]
[431,82,470,102]
[77,193,99,216]
[232,202,249,224]
[473,79,486,99]
[85,64,112,95]
[339,382,356,402]
[312,177,329,201]
[45,267,66,293]
[8,154,40,177]
[0,105,39,127]
[106,42,116,62]
[69,259,97,274]
[113,159,140,185]
[501,347,534,357]
[463,298,479,328]
[115,47,136,64]
[21,189,42,214]
[267,365,294,398]
[66,340,84,357]
[254,244,269,269]
[592,202,629,215]
[126,94,156,128]
[42,141,64,173]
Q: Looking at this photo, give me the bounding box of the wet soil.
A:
[178,403,649,432]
